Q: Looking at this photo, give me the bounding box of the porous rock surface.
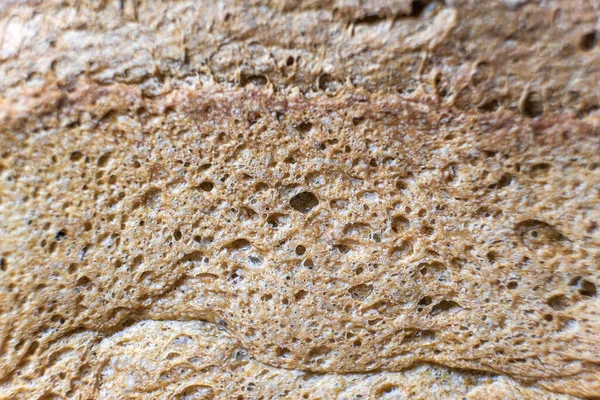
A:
[0,0,599,399]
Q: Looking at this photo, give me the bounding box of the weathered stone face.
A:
[0,1,599,399]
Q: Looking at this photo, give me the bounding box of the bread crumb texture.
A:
[0,0,599,399]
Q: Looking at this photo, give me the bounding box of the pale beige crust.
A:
[0,1,599,399]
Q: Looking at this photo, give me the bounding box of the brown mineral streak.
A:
[0,0,599,399]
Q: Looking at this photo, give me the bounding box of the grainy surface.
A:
[0,1,599,399]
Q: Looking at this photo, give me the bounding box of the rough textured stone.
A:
[0,1,599,399]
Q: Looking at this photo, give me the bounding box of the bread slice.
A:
[0,1,598,398]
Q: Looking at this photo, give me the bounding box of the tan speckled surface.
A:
[0,1,599,399]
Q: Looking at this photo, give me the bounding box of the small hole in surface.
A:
[377,384,398,395]
[529,163,551,177]
[547,294,568,311]
[418,296,432,306]
[132,255,144,267]
[199,181,214,192]
[76,276,92,287]
[580,30,598,51]
[318,74,340,93]
[396,179,407,190]
[228,239,251,251]
[290,192,319,213]
[349,283,373,300]
[173,229,182,241]
[579,280,597,297]
[296,122,313,134]
[521,92,544,118]
[97,153,111,167]
[241,74,267,87]
[410,0,434,17]
[569,276,582,286]
[267,213,289,228]
[55,229,67,241]
[391,216,410,233]
[294,290,308,301]
[333,244,351,254]
[477,99,500,113]
[430,300,461,316]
